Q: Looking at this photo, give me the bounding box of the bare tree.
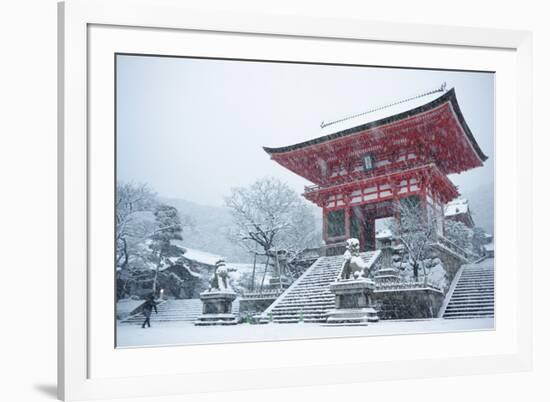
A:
[116,182,157,270]
[225,177,319,255]
[391,197,438,284]
[225,177,320,289]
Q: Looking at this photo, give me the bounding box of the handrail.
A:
[434,235,477,262]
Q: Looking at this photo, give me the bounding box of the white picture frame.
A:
[58,0,533,400]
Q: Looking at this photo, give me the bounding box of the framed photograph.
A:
[58,0,533,400]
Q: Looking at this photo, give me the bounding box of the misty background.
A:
[116,55,494,261]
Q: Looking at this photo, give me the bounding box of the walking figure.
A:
[141,294,158,328]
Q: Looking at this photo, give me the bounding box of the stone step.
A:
[124,318,198,323]
[444,312,493,317]
[271,318,327,323]
[284,293,333,298]
[446,305,494,310]
[271,309,329,315]
[280,295,332,301]
[456,284,494,288]
[451,293,494,298]
[444,307,494,313]
[454,286,494,291]
[262,252,379,320]
[274,301,335,308]
[272,313,327,321]
[296,280,337,286]
[443,259,495,320]
[272,312,328,318]
[121,299,241,323]
[448,294,493,300]
[130,312,201,317]
[456,277,494,281]
[443,314,495,320]
[460,276,493,280]
[285,289,330,294]
[274,306,333,312]
[284,291,334,296]
[447,302,494,307]
[273,307,331,313]
[124,317,198,323]
[451,288,494,294]
[275,301,334,306]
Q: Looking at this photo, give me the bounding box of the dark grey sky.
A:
[116,55,494,207]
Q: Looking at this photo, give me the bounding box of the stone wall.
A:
[434,248,464,294]
[239,298,277,315]
[373,288,444,319]
[370,244,465,319]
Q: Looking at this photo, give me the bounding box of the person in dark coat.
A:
[141,294,158,328]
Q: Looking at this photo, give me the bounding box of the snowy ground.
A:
[116,318,494,348]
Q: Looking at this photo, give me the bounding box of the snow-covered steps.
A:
[120,298,240,324]
[263,251,380,324]
[442,258,494,319]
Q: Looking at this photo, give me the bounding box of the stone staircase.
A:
[442,257,494,319]
[263,251,380,323]
[121,298,240,324]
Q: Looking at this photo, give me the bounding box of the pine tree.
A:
[149,204,184,295]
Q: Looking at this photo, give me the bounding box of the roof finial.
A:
[320,82,448,129]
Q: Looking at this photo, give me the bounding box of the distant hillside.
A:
[161,197,251,262]
[461,181,494,235]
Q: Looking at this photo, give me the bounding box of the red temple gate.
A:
[264,87,487,255]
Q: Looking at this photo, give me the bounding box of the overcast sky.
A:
[116,55,494,207]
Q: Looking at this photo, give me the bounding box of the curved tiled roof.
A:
[263,88,488,162]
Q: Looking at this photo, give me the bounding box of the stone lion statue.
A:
[338,238,370,280]
[209,259,236,292]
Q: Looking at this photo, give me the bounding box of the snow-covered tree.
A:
[444,220,474,254]
[116,182,157,270]
[148,204,184,294]
[391,196,437,284]
[225,177,320,289]
[472,226,490,256]
[115,182,196,299]
[225,177,320,256]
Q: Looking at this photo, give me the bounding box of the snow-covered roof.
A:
[444,198,470,217]
[159,256,203,278]
[181,247,223,266]
[264,85,450,151]
[319,84,447,136]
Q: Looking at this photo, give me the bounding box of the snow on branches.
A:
[116,181,195,299]
[224,177,320,257]
[391,196,438,284]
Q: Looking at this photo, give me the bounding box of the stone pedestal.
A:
[194,290,238,326]
[325,279,379,325]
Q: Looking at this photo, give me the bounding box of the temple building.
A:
[444,198,475,228]
[264,86,487,255]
